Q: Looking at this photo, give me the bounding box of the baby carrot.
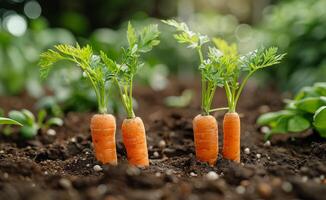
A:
[163,20,226,165]
[102,22,160,167]
[39,44,118,165]
[91,114,117,165]
[122,117,149,166]
[222,112,240,162]
[211,38,285,162]
[193,114,218,165]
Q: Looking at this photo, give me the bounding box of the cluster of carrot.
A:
[163,20,285,165]
[39,22,160,167]
[39,20,284,167]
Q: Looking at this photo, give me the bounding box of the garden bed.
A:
[0,79,325,200]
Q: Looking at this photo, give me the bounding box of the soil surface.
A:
[0,78,325,200]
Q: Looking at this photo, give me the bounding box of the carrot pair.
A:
[164,20,284,165]
[90,114,149,166]
[40,21,160,167]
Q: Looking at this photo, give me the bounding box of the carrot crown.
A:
[39,44,111,114]
[101,22,160,119]
[213,39,285,112]
[162,19,226,115]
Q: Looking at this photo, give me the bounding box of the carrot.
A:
[163,20,229,165]
[211,38,284,163]
[193,114,218,165]
[91,114,117,165]
[222,112,240,162]
[122,117,149,167]
[40,44,119,165]
[108,22,159,167]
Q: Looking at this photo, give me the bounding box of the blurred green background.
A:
[0,0,325,113]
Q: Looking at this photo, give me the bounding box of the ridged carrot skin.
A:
[90,114,117,165]
[193,114,218,166]
[122,117,149,167]
[223,112,240,163]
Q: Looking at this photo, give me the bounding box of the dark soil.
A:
[0,79,325,200]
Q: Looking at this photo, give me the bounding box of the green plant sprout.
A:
[39,44,111,114]
[213,38,285,113]
[5,109,63,139]
[258,82,326,139]
[162,19,227,115]
[100,22,160,118]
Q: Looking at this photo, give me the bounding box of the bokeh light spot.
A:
[4,14,27,36]
[24,1,42,19]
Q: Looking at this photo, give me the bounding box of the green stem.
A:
[233,71,254,111]
[224,82,234,112]
[209,107,229,112]
[197,47,207,115]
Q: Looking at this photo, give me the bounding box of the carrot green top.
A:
[98,22,160,118]
[39,44,111,114]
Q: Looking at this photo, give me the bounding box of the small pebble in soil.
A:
[205,171,219,181]
[46,129,56,136]
[44,171,48,175]
[158,140,166,148]
[126,166,141,176]
[244,148,250,154]
[3,173,8,179]
[261,126,271,134]
[257,183,272,198]
[59,178,72,189]
[31,183,36,187]
[85,151,90,155]
[97,184,107,195]
[256,153,261,159]
[93,165,103,172]
[320,175,325,180]
[236,186,246,194]
[70,137,76,143]
[302,176,308,182]
[241,162,245,166]
[86,164,90,167]
[153,151,159,158]
[264,140,271,147]
[165,169,174,175]
[155,172,161,177]
[190,172,197,177]
[281,182,293,192]
[0,150,4,154]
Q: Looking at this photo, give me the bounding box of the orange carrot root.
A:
[193,114,218,166]
[122,117,149,167]
[223,112,240,163]
[90,114,117,165]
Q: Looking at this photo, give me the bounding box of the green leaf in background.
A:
[257,110,295,125]
[127,21,137,48]
[8,110,27,124]
[0,117,23,126]
[313,106,326,137]
[270,116,289,134]
[296,97,325,113]
[45,117,64,127]
[164,89,193,108]
[20,124,39,139]
[287,116,310,132]
[314,82,326,96]
[37,109,47,126]
[21,109,35,126]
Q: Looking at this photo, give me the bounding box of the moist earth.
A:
[0,79,325,200]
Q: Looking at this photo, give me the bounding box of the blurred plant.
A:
[0,18,75,96]
[258,0,326,91]
[6,109,63,139]
[165,89,193,108]
[257,82,326,140]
